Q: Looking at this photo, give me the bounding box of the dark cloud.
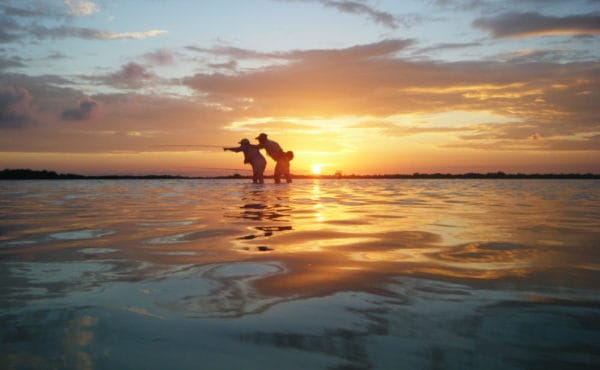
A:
[0,15,25,43]
[474,12,600,38]
[0,55,26,69]
[208,60,238,70]
[278,0,399,29]
[0,4,166,44]
[142,49,176,66]
[2,5,49,18]
[46,51,68,60]
[61,97,99,121]
[189,39,412,62]
[0,85,35,128]
[186,45,284,60]
[318,0,399,29]
[28,25,166,40]
[1,1,68,17]
[495,48,595,63]
[416,42,482,55]
[98,63,155,89]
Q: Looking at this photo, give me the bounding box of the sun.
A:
[311,164,323,175]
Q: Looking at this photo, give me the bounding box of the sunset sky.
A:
[1,0,599,176]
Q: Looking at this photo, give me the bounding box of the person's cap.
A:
[255,133,268,140]
[239,138,250,144]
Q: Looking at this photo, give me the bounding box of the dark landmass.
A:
[2,168,599,180]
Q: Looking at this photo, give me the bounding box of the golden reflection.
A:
[2,179,597,317]
[311,180,325,222]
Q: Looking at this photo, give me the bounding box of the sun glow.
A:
[311,164,324,175]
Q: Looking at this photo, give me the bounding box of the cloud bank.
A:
[474,12,600,38]
[0,85,35,128]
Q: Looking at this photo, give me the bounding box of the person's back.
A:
[261,139,284,161]
[255,133,292,183]
[242,144,264,165]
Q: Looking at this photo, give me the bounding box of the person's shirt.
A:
[233,144,265,164]
[259,139,284,160]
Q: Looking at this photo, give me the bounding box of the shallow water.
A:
[1,179,599,369]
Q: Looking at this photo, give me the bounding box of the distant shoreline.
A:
[1,169,599,180]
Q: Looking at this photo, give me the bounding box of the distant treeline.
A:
[1,168,599,180]
[0,169,187,180]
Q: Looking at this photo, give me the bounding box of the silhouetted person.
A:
[224,138,266,184]
[255,133,293,183]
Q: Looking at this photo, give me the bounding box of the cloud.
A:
[1,2,64,19]
[415,42,481,55]
[1,2,165,42]
[317,0,399,29]
[278,0,399,29]
[0,15,24,42]
[190,38,412,62]
[186,45,284,61]
[208,60,238,70]
[494,48,594,63]
[29,25,167,40]
[61,97,99,120]
[184,39,599,151]
[0,55,26,69]
[100,62,155,88]
[143,49,176,66]
[46,51,68,60]
[0,85,35,128]
[474,12,600,38]
[64,1,98,16]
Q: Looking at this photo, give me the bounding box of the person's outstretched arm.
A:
[223,146,242,152]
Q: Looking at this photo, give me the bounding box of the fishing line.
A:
[150,144,225,149]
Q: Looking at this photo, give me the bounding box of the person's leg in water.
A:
[254,157,266,184]
[251,169,258,183]
[274,161,282,183]
[281,160,292,183]
[274,159,291,183]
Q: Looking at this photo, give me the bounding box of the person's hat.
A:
[255,133,268,140]
[239,138,250,145]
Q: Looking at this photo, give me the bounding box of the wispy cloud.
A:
[474,12,600,38]
[189,39,412,62]
[64,1,98,16]
[278,0,399,29]
[0,55,27,69]
[0,3,166,43]
[414,42,481,56]
[29,25,167,40]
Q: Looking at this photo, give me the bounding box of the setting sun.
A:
[311,164,323,175]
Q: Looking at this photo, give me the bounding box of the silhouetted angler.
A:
[255,133,293,183]
[224,138,266,184]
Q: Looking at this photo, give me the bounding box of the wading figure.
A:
[224,138,267,184]
[255,133,293,183]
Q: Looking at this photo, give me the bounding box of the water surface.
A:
[1,179,599,369]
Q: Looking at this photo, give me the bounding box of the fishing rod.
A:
[150,144,225,148]
[192,167,252,172]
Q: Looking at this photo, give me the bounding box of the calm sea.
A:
[1,179,599,369]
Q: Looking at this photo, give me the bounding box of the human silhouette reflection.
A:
[225,188,293,246]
